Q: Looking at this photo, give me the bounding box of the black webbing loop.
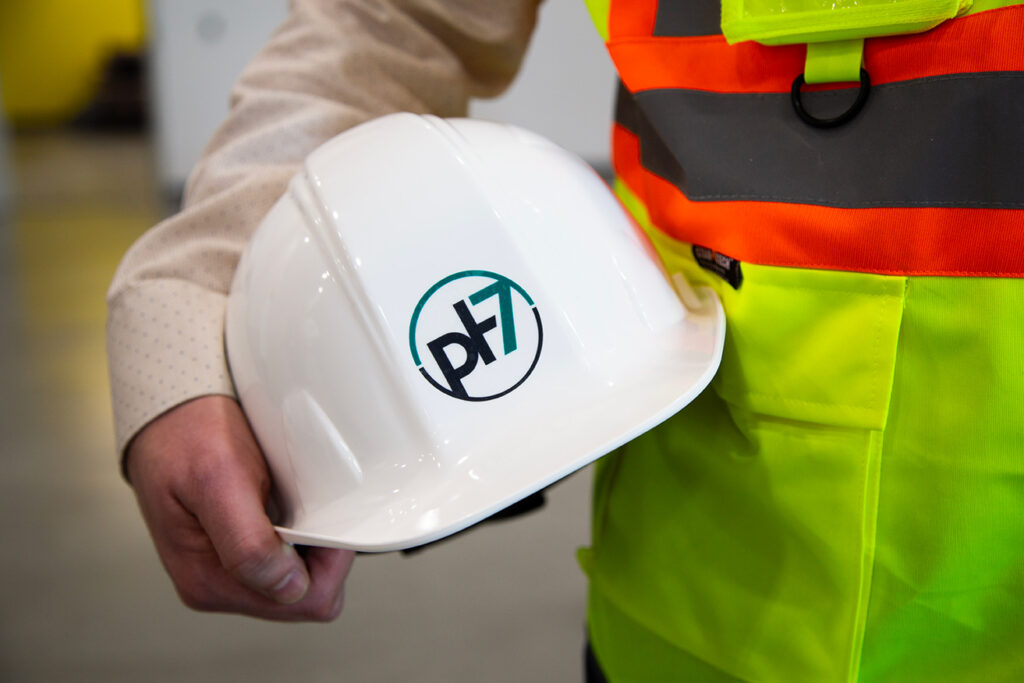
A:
[791,68,871,128]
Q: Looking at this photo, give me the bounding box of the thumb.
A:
[219,530,310,605]
[188,462,311,605]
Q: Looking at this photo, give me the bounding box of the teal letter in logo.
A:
[469,274,518,355]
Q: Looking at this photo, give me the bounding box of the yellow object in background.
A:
[0,0,145,127]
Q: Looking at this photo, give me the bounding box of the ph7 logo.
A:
[409,270,543,401]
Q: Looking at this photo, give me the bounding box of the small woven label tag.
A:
[693,245,743,289]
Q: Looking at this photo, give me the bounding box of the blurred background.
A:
[0,1,615,681]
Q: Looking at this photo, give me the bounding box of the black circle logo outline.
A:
[408,270,543,401]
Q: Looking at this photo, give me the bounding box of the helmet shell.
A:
[226,113,724,551]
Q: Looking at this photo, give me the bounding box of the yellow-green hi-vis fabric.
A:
[577,183,1024,682]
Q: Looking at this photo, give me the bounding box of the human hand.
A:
[125,395,354,621]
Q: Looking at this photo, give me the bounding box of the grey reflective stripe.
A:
[618,73,1024,208]
[653,0,723,37]
[615,81,687,188]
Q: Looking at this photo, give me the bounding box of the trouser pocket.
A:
[584,255,907,683]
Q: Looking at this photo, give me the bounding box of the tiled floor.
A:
[0,130,591,682]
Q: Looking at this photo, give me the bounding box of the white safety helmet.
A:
[226,113,724,552]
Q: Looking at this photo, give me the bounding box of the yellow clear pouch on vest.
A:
[721,0,972,45]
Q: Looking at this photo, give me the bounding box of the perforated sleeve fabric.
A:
[106,0,540,455]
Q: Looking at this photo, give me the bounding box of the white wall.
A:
[469,0,616,170]
[147,0,290,191]
[148,0,616,192]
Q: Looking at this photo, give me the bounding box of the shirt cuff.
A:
[106,279,236,456]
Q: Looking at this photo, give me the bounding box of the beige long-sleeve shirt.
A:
[106,0,541,454]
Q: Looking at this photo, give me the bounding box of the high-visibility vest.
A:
[578,2,1024,681]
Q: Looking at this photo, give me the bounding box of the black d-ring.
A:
[791,68,871,128]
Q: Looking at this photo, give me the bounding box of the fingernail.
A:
[270,568,309,604]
